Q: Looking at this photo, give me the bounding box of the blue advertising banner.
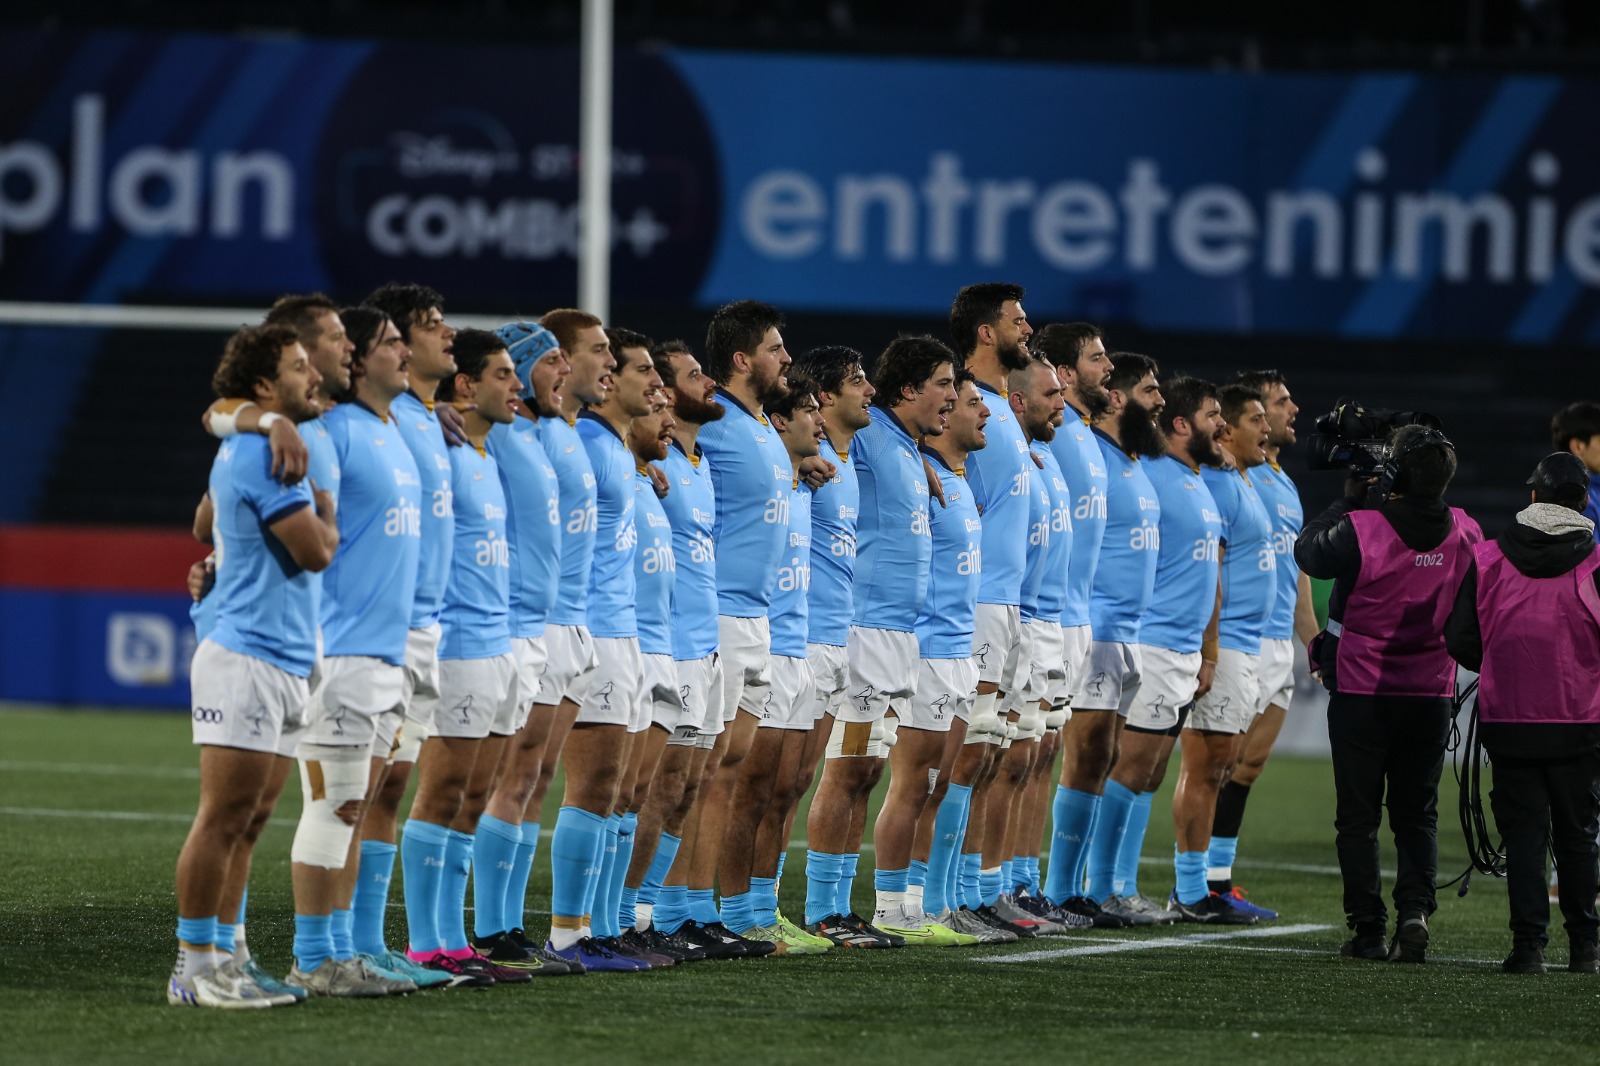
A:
[2,29,1598,343]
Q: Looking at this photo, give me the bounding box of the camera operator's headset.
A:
[1377,427,1454,501]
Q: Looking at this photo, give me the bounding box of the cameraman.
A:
[1444,453,1600,975]
[1294,425,1483,963]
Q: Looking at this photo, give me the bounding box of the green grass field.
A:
[4,703,1597,1065]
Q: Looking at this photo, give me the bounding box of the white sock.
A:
[907,883,926,917]
[549,926,583,951]
[635,902,654,931]
[175,945,218,979]
[876,889,906,918]
[233,926,251,966]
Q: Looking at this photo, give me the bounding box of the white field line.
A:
[974,923,1335,962]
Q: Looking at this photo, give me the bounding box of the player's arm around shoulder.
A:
[203,398,309,485]
[267,479,339,573]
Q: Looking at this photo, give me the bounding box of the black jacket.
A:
[1444,505,1600,761]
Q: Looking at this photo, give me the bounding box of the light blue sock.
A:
[1116,792,1155,897]
[549,806,606,926]
[980,865,1003,906]
[1175,849,1209,906]
[805,850,844,926]
[293,913,334,972]
[909,859,929,890]
[875,866,910,893]
[620,886,641,931]
[689,888,720,925]
[214,916,236,955]
[640,832,681,907]
[1207,835,1239,884]
[400,819,451,958]
[655,885,691,934]
[437,830,474,952]
[1087,780,1138,902]
[751,876,779,927]
[1026,856,1042,895]
[607,812,637,935]
[177,915,217,952]
[926,783,971,915]
[775,850,788,885]
[330,908,355,959]
[719,891,756,933]
[837,853,860,917]
[353,840,397,956]
[472,814,521,938]
[506,821,540,932]
[1044,786,1100,904]
[959,852,982,910]
[588,815,621,938]
[1000,859,1015,894]
[1073,799,1101,891]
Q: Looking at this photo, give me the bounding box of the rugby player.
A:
[172,324,336,1008]
[545,326,661,971]
[354,283,474,986]
[905,370,993,945]
[947,283,1040,939]
[1171,384,1275,924]
[1044,353,1165,925]
[401,330,534,980]
[1081,376,1224,926]
[733,373,834,953]
[693,300,795,957]
[282,307,425,997]
[806,335,955,943]
[1034,324,1113,911]
[615,371,705,962]
[195,293,355,998]
[525,308,610,959]
[773,346,878,947]
[641,342,758,960]
[469,321,575,975]
[1207,371,1317,920]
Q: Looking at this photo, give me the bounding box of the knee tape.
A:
[292,744,367,868]
[967,691,1003,739]
[1015,703,1045,741]
[1044,704,1070,730]
[875,715,901,755]
[826,715,879,759]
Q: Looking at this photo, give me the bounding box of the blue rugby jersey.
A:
[1049,412,1108,628]
[393,392,455,630]
[659,440,719,662]
[577,412,639,639]
[851,407,932,632]
[1030,442,1074,625]
[806,435,859,648]
[320,403,422,664]
[1088,431,1161,645]
[1251,460,1305,641]
[697,389,792,618]
[487,416,562,639]
[1201,465,1277,655]
[1137,455,1223,654]
[633,468,676,657]
[1018,452,1053,621]
[914,448,982,659]
[438,444,511,660]
[301,414,339,630]
[770,482,813,658]
[537,415,598,628]
[965,381,1031,607]
[207,435,318,676]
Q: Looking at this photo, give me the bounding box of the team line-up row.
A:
[171,281,1313,1008]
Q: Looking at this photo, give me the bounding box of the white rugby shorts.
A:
[1189,647,1260,735]
[190,639,308,757]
